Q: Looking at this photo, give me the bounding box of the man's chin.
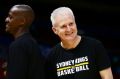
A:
[5,29,8,32]
[65,38,75,41]
[5,29,11,34]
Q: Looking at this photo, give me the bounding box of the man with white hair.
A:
[45,7,113,79]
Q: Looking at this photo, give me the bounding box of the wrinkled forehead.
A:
[54,15,74,27]
[55,14,71,21]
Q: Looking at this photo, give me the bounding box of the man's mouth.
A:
[6,24,9,28]
[65,32,73,35]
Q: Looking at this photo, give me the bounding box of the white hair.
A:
[50,7,75,26]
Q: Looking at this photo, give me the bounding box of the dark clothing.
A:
[7,33,45,79]
[45,36,111,79]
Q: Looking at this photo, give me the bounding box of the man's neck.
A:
[61,35,81,49]
[14,29,28,39]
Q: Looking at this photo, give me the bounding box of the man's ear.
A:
[52,26,57,35]
[20,17,26,25]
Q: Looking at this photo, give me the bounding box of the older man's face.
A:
[52,15,78,42]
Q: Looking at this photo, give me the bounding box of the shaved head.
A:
[11,4,35,26]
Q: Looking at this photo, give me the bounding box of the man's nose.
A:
[5,17,9,22]
[66,25,71,31]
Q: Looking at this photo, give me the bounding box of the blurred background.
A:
[0,0,120,79]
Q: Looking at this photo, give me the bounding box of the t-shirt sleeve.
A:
[94,40,111,71]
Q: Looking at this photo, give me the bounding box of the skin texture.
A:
[52,14,80,49]
[5,5,34,38]
[5,9,24,35]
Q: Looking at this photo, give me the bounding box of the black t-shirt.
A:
[7,33,45,79]
[45,36,111,79]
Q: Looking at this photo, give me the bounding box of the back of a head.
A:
[50,7,75,26]
[12,4,35,26]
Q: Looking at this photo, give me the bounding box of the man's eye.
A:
[69,23,73,26]
[9,16,13,19]
[8,15,13,19]
[61,25,66,28]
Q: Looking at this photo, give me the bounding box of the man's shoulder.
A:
[82,36,102,44]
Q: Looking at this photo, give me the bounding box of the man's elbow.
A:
[99,67,113,79]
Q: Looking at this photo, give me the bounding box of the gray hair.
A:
[50,7,75,26]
